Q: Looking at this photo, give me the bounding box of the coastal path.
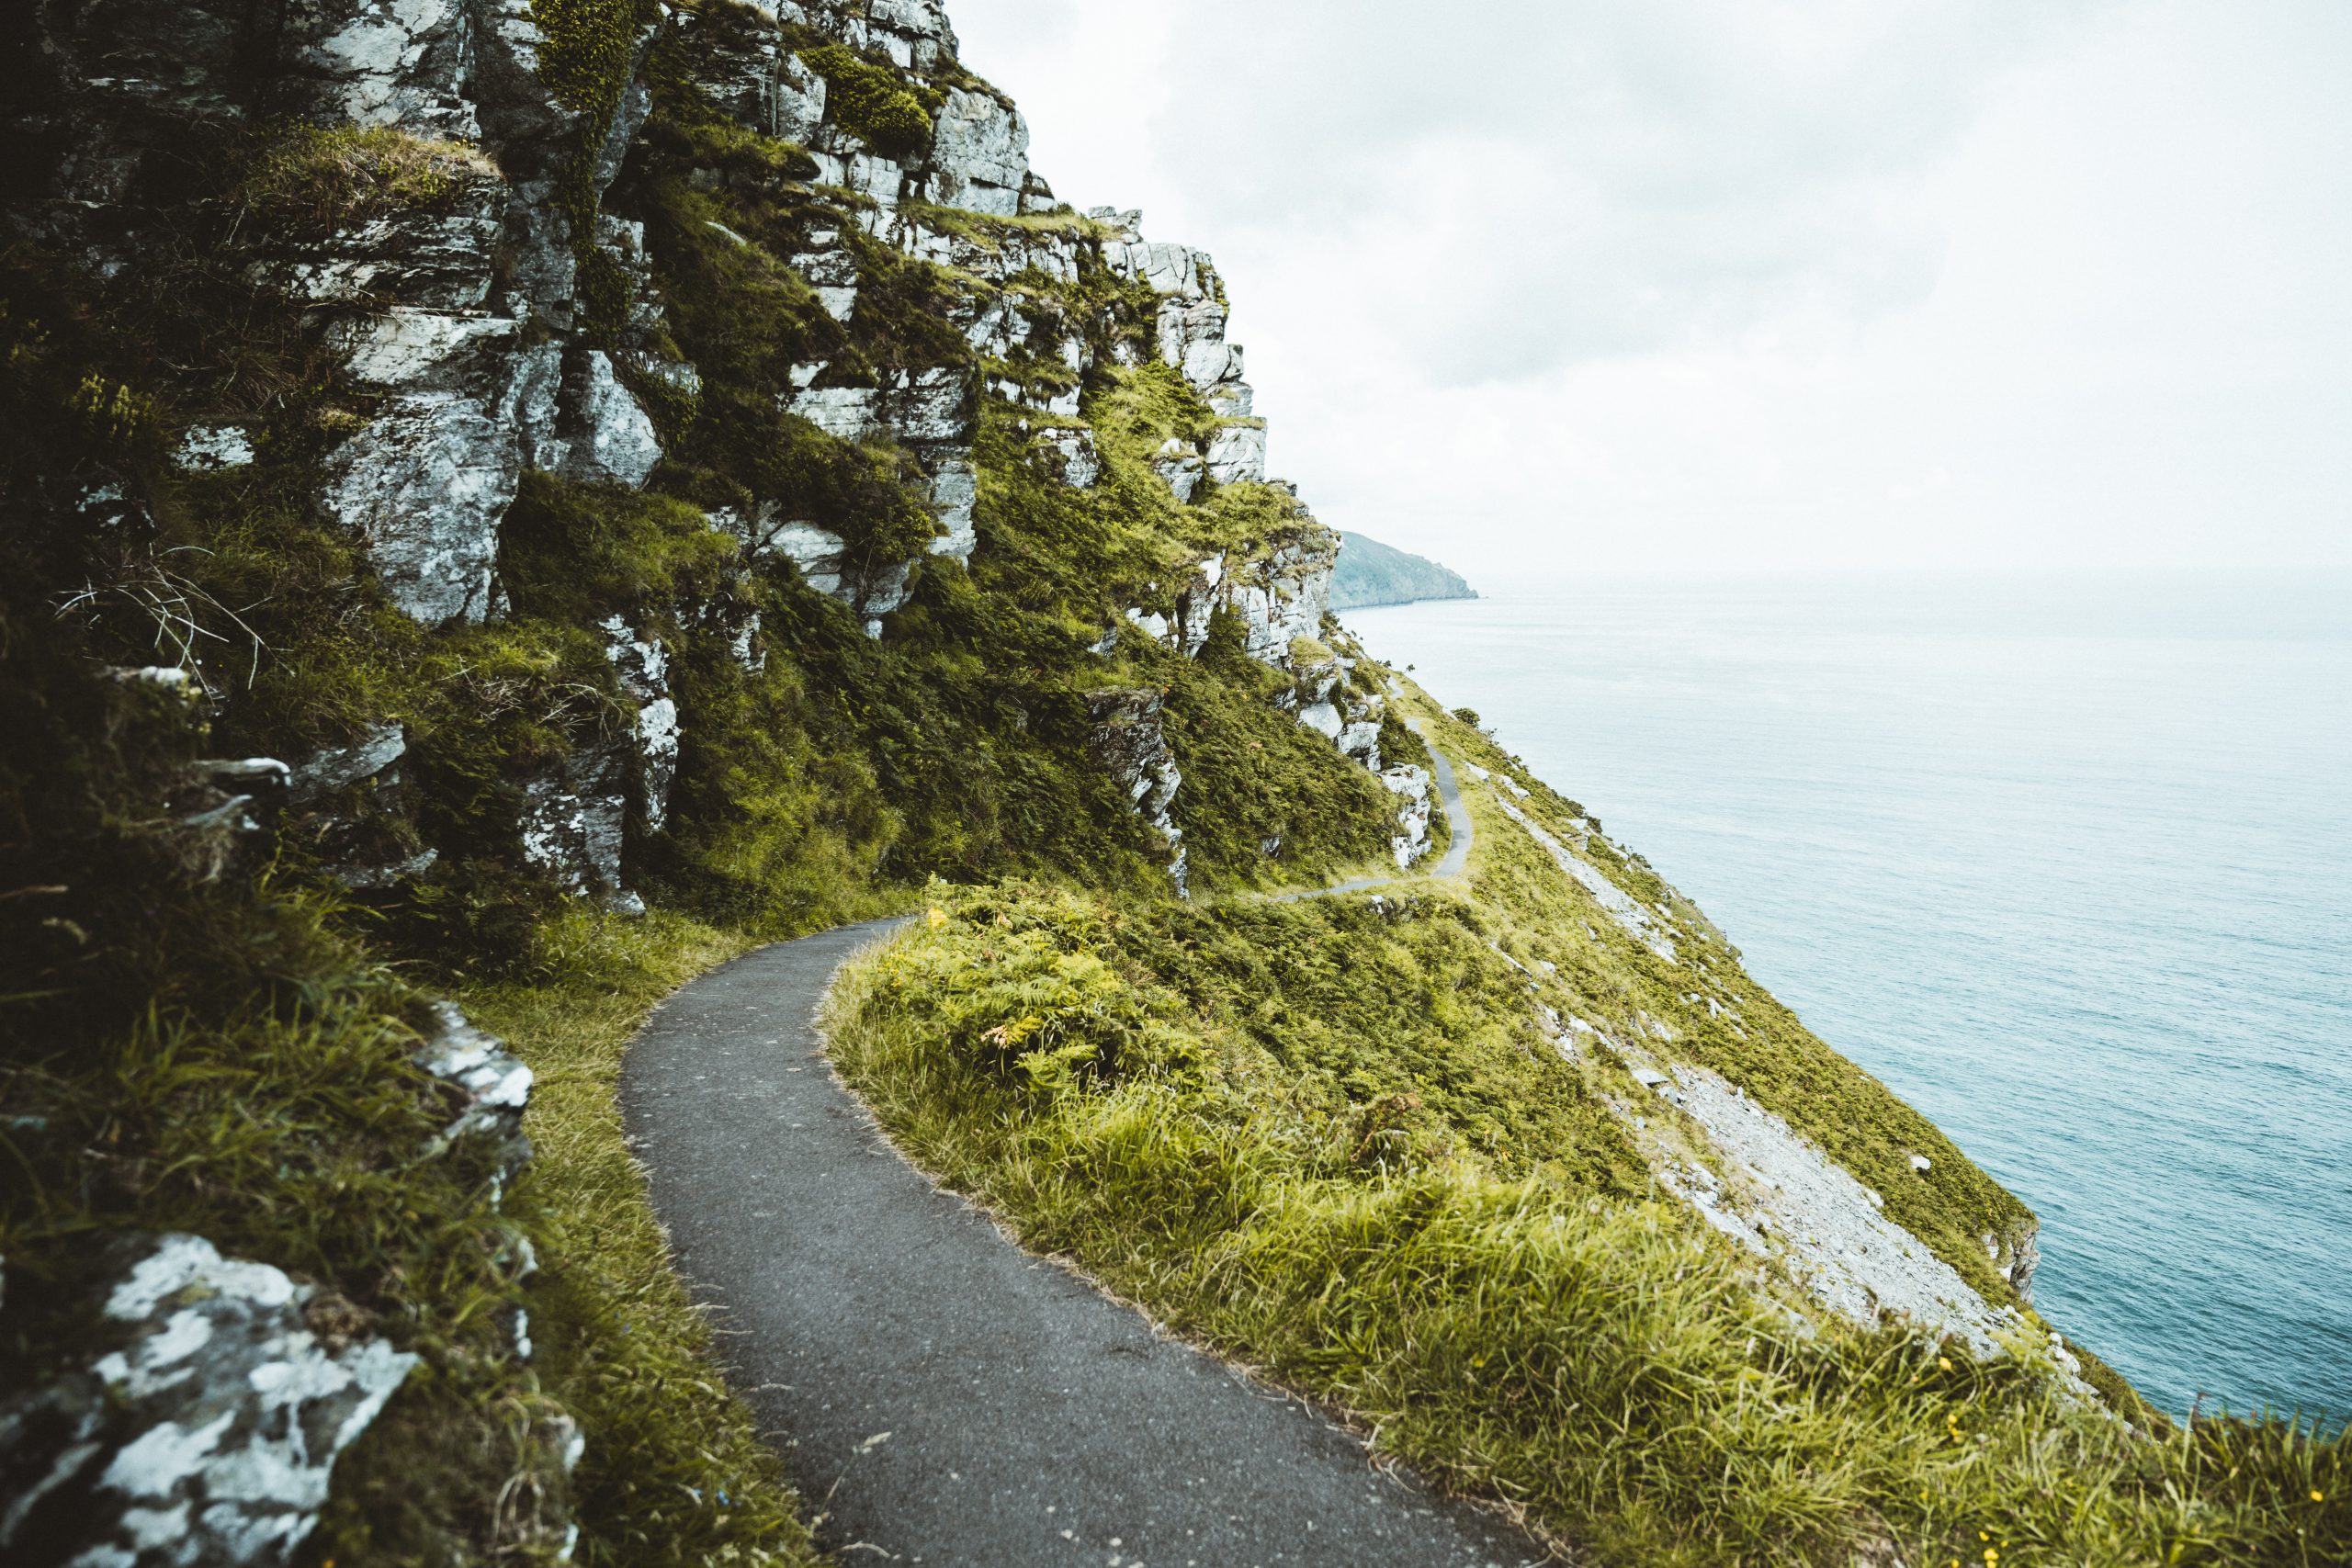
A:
[620,733,1531,1567]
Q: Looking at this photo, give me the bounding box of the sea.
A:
[1348,571,2351,1427]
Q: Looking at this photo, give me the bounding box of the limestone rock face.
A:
[793,227,862,321]
[555,352,664,487]
[1121,536,1336,672]
[927,457,979,561]
[1048,429,1101,489]
[292,0,481,137]
[602,617,681,831]
[782,364,978,575]
[1205,423,1268,487]
[0,1235,418,1568]
[886,214,1082,288]
[413,1003,536,1183]
[1224,538,1338,665]
[867,0,959,68]
[1086,689,1187,895]
[886,365,976,445]
[255,176,506,311]
[1154,440,1206,505]
[176,425,255,470]
[232,0,673,626]
[1381,765,1435,869]
[520,742,639,914]
[820,145,907,209]
[286,724,439,891]
[323,394,520,625]
[676,4,828,142]
[786,382,881,442]
[714,510,913,635]
[1101,212,1265,490]
[334,308,520,395]
[290,725,410,807]
[925,88,1029,216]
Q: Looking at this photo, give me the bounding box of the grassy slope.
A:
[821,698,2350,1566]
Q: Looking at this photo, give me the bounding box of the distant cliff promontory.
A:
[1332,533,1479,609]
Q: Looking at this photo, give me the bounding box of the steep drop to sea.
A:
[1352,570,2352,1425]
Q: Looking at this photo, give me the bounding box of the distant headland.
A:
[1331,532,1480,610]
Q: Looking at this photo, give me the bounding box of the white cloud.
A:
[948,0,2352,575]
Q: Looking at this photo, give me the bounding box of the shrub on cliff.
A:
[798,44,933,156]
[237,124,497,234]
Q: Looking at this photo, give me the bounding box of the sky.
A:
[944,0,2352,580]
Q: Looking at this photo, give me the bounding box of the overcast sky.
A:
[947,0,2352,579]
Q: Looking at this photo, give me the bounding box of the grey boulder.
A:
[0,1235,417,1568]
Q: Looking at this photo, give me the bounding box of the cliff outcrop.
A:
[0,0,1430,1558]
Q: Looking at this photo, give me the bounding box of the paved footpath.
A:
[1274,716,1475,902]
[623,892,1546,1565]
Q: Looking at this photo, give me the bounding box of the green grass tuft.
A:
[236,123,497,235]
[798,44,933,157]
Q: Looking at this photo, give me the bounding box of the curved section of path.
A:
[1275,716,1474,902]
[624,919,1546,1568]
[1422,722,1476,880]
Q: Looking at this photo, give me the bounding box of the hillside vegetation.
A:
[825,699,2347,1565]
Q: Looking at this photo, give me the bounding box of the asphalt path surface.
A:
[623,776,1544,1568]
[1274,717,1474,902]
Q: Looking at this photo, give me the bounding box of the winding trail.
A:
[623,732,1532,1567]
[1273,716,1475,902]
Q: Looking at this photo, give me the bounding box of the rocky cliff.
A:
[5,0,1418,912]
[0,0,1442,1560]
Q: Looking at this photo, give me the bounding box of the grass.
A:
[236,124,498,235]
[1402,693,2048,1303]
[822,879,2352,1566]
[797,44,933,157]
[458,905,836,1568]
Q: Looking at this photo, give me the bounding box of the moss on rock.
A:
[798,43,933,156]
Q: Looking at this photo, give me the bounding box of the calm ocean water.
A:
[1349,572,2351,1425]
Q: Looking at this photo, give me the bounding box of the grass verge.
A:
[460,906,831,1568]
[822,882,2350,1567]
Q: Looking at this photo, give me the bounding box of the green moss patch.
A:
[797,44,933,157]
[236,123,498,235]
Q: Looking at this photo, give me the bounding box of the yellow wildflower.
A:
[2314,1490,2327,1504]
[928,907,947,930]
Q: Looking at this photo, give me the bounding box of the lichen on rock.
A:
[0,1235,419,1568]
[1087,688,1187,895]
